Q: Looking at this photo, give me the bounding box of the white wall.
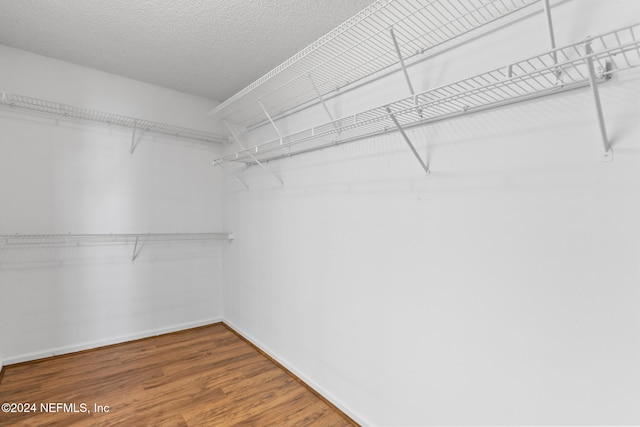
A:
[222,1,640,425]
[0,45,225,364]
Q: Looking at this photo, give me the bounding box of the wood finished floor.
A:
[0,323,356,426]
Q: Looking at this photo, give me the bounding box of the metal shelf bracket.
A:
[390,27,423,119]
[224,120,283,187]
[258,101,284,145]
[386,106,430,176]
[219,163,250,190]
[308,73,340,135]
[542,0,560,80]
[390,27,416,99]
[130,120,139,154]
[584,40,613,160]
[132,236,140,261]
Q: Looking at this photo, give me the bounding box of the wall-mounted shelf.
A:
[207,0,540,127]
[0,233,234,246]
[213,24,640,171]
[0,92,227,145]
[0,233,234,262]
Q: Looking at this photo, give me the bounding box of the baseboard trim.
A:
[222,319,368,427]
[3,317,223,366]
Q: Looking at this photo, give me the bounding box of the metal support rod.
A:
[224,121,283,186]
[584,42,611,156]
[390,27,423,118]
[258,101,283,142]
[386,107,429,175]
[218,163,249,190]
[307,73,341,135]
[307,73,334,122]
[542,0,559,77]
[542,0,557,51]
[390,28,415,96]
[507,64,514,78]
[132,237,139,261]
[130,120,138,154]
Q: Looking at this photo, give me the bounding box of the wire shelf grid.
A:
[0,93,227,144]
[207,0,541,126]
[0,233,233,246]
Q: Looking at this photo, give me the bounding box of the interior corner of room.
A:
[1,0,639,425]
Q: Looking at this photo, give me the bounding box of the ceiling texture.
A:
[0,0,373,102]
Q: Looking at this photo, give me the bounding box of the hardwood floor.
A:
[0,323,357,426]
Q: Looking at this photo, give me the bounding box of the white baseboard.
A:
[223,318,370,427]
[3,317,222,366]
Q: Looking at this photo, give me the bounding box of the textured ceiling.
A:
[0,0,373,102]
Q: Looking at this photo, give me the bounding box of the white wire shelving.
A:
[0,233,233,246]
[0,233,234,262]
[213,24,640,170]
[207,0,541,127]
[0,92,227,145]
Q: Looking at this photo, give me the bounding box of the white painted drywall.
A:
[222,1,640,425]
[0,45,225,364]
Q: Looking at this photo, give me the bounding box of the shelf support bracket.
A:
[307,73,341,136]
[132,236,139,261]
[224,121,283,186]
[542,0,560,79]
[218,163,249,190]
[390,28,415,97]
[390,28,422,117]
[506,63,514,78]
[584,41,612,160]
[386,107,429,175]
[130,120,138,154]
[258,101,284,144]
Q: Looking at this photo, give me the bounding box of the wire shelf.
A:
[207,0,541,127]
[0,233,234,246]
[213,24,640,166]
[0,93,227,144]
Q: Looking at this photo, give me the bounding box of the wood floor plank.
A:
[0,323,357,426]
